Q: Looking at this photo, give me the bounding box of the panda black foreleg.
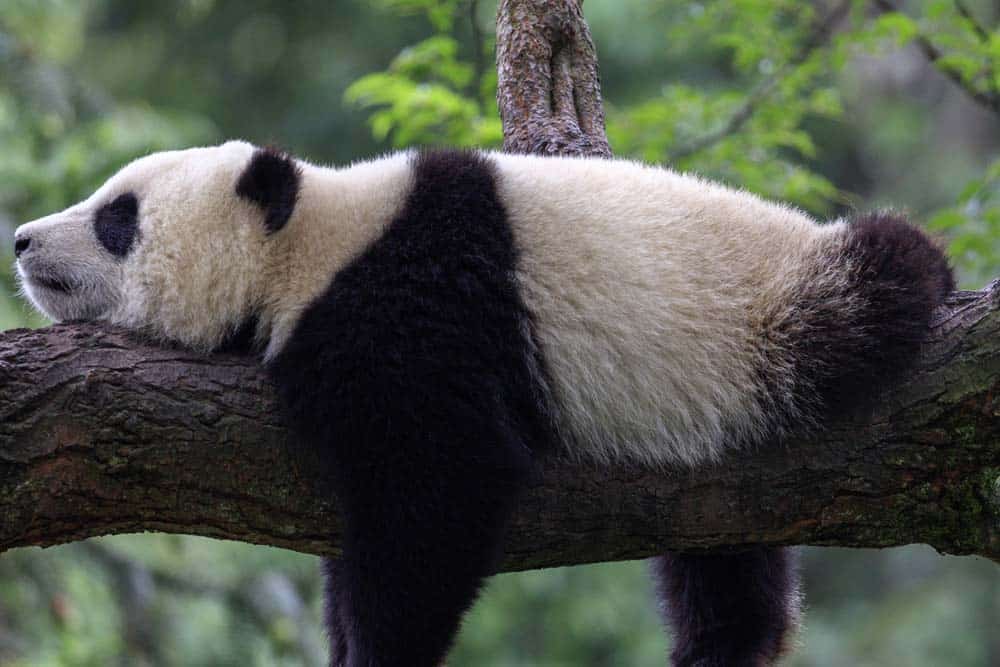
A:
[651,547,800,667]
[266,148,552,665]
[321,558,350,666]
[323,399,533,667]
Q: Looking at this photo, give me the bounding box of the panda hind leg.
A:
[647,215,950,667]
[651,547,800,667]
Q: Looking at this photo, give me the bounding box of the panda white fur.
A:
[14,141,953,667]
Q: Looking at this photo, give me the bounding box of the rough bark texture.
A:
[496,0,611,157]
[2,0,999,573]
[2,281,999,568]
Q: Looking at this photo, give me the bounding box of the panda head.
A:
[13,140,302,352]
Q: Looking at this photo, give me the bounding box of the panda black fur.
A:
[13,141,954,667]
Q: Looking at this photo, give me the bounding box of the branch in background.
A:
[2,282,999,566]
[79,541,164,663]
[81,541,325,665]
[667,0,852,162]
[0,25,110,119]
[468,0,487,106]
[953,0,991,44]
[873,0,1000,115]
[0,621,22,664]
[953,0,999,98]
[495,0,611,157]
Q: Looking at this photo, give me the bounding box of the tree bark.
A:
[2,0,999,573]
[496,0,611,157]
[2,281,999,568]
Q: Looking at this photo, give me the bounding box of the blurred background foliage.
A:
[1,0,998,664]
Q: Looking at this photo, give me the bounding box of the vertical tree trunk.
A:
[496,0,611,158]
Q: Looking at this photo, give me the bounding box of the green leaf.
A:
[925,0,952,21]
[871,12,920,46]
[928,209,967,230]
[935,54,984,82]
[957,180,984,204]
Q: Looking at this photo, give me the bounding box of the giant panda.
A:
[13,141,954,667]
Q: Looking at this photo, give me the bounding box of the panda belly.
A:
[513,264,767,467]
[493,153,843,466]
[511,237,776,467]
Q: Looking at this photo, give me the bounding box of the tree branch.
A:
[667,0,851,162]
[468,0,487,106]
[953,0,991,44]
[873,0,1000,115]
[2,281,999,568]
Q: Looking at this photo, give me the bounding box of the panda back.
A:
[491,153,843,466]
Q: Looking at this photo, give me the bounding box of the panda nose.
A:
[14,235,31,258]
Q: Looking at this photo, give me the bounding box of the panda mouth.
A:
[30,274,76,293]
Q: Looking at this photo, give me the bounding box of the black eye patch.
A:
[95,192,140,258]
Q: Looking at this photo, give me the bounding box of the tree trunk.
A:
[2,0,999,572]
[496,0,611,157]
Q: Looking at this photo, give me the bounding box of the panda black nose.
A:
[14,236,30,258]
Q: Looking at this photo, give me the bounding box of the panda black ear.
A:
[236,147,302,234]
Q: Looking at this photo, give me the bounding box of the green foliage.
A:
[376,0,464,32]
[449,562,667,666]
[0,3,219,327]
[0,4,218,219]
[930,157,1000,286]
[0,537,323,667]
[607,56,846,214]
[921,0,1000,96]
[859,2,1000,288]
[345,34,501,147]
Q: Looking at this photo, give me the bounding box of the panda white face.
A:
[13,140,276,350]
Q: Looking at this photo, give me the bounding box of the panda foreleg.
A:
[268,148,553,665]
[324,403,532,667]
[651,547,800,667]
[321,558,350,666]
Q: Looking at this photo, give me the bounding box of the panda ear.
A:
[236,147,302,234]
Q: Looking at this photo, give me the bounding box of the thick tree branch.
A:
[2,281,999,568]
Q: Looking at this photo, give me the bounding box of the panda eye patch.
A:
[95,192,140,258]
